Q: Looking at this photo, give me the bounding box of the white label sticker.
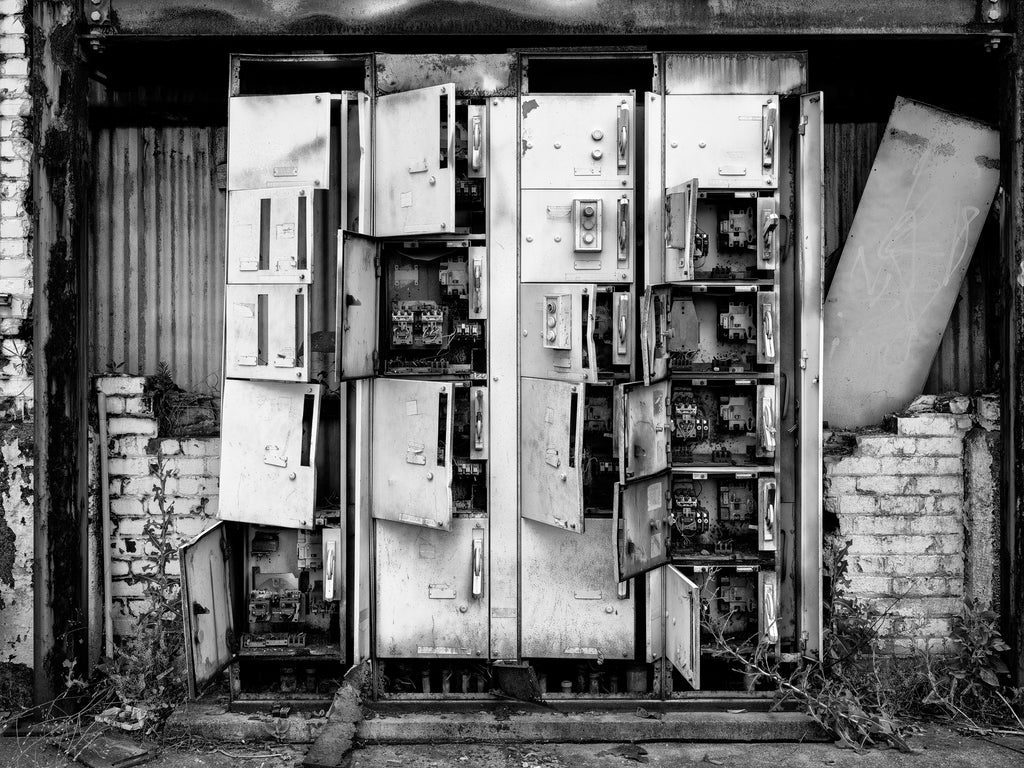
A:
[544,407,555,424]
[234,302,255,318]
[276,223,296,239]
[647,480,663,512]
[406,400,419,416]
[400,191,413,208]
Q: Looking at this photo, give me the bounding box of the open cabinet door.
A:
[520,377,584,533]
[228,92,331,191]
[371,378,454,531]
[798,91,824,658]
[336,230,379,380]
[617,379,671,484]
[614,471,671,582]
[340,92,372,235]
[520,283,597,383]
[373,83,456,236]
[219,380,322,529]
[639,286,672,385]
[666,566,701,689]
[664,178,700,283]
[180,522,234,699]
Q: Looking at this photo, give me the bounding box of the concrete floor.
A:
[0,728,1021,768]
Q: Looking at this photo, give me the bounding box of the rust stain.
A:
[975,154,1000,170]
[888,127,929,148]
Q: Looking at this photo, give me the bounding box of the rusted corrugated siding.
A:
[824,120,997,397]
[89,126,225,392]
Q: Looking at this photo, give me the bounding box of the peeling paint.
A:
[521,99,539,118]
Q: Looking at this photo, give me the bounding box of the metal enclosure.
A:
[373,83,456,236]
[224,283,310,381]
[226,187,318,283]
[219,380,322,529]
[375,518,489,658]
[520,283,596,383]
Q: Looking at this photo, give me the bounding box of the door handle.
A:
[762,302,775,361]
[474,389,484,451]
[762,105,777,171]
[764,483,776,542]
[471,528,484,598]
[617,198,629,263]
[761,394,777,453]
[471,114,483,171]
[472,254,483,314]
[617,104,630,170]
[192,601,210,616]
[763,577,779,644]
[762,210,779,257]
[324,542,336,601]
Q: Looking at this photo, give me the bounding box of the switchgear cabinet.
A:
[186,51,823,706]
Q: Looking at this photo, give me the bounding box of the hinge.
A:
[798,116,808,136]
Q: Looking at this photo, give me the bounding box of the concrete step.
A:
[357,709,827,744]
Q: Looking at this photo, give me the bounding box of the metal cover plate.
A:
[666,566,700,688]
[180,522,233,698]
[614,470,671,582]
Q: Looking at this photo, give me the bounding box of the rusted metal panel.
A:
[89,126,225,392]
[663,52,807,95]
[98,0,989,37]
[376,54,516,97]
[823,98,1000,428]
[825,120,997,396]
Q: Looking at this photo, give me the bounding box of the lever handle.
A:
[474,390,484,451]
[471,529,484,598]
[617,198,629,263]
[324,542,336,601]
[471,114,482,171]
[764,485,776,542]
[617,105,630,170]
[762,106,777,170]
[762,210,780,256]
[762,303,775,361]
[761,394,777,453]
[473,255,483,314]
[764,580,779,643]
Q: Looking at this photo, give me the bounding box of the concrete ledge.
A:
[165,702,328,744]
[357,710,827,744]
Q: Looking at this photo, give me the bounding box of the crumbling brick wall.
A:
[96,376,219,636]
[0,0,34,705]
[824,395,1000,655]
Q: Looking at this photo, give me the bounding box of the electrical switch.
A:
[543,294,572,350]
[573,199,603,252]
[760,478,777,543]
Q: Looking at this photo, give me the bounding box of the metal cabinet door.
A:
[618,379,671,484]
[640,286,672,385]
[225,283,310,382]
[520,283,596,383]
[371,378,454,531]
[665,95,778,190]
[756,384,777,459]
[375,518,488,658]
[521,518,634,660]
[666,566,701,688]
[180,522,234,699]
[664,179,699,283]
[228,92,331,191]
[520,377,584,533]
[340,92,372,235]
[219,380,321,529]
[373,83,456,236]
[521,190,634,283]
[521,93,634,189]
[614,471,671,582]
[335,230,379,380]
[227,187,316,284]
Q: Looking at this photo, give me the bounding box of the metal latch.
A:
[471,527,484,598]
[763,578,779,643]
[762,103,777,170]
[472,253,484,314]
[474,389,484,451]
[471,114,483,172]
[761,396,777,453]
[324,541,337,601]
[617,197,629,263]
[762,303,776,362]
[617,103,630,170]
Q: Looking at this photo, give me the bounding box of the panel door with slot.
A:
[640,286,672,385]
[219,380,321,529]
[614,471,671,582]
[180,522,235,699]
[520,93,635,190]
[521,518,634,660]
[520,283,595,383]
[520,189,634,283]
[228,92,331,191]
[373,83,456,236]
[335,230,379,380]
[227,187,317,284]
[665,566,701,688]
[225,283,310,382]
[520,377,584,533]
[665,95,779,190]
[375,518,488,658]
[618,379,671,485]
[371,378,454,531]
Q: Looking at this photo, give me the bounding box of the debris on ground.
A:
[595,744,649,763]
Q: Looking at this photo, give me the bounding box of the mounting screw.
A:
[90,10,101,20]
[522,330,528,337]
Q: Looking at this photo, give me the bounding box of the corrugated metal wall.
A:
[824,121,999,396]
[89,126,226,392]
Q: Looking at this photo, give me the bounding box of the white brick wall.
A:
[825,408,976,655]
[0,0,33,674]
[96,376,219,636]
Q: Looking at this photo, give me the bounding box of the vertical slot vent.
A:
[259,198,271,271]
[439,94,449,169]
[256,294,268,366]
[437,391,448,466]
[300,393,315,467]
[294,291,305,368]
[296,194,308,270]
[568,390,578,469]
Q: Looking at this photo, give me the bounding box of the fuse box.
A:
[669,381,775,465]
[665,288,778,373]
